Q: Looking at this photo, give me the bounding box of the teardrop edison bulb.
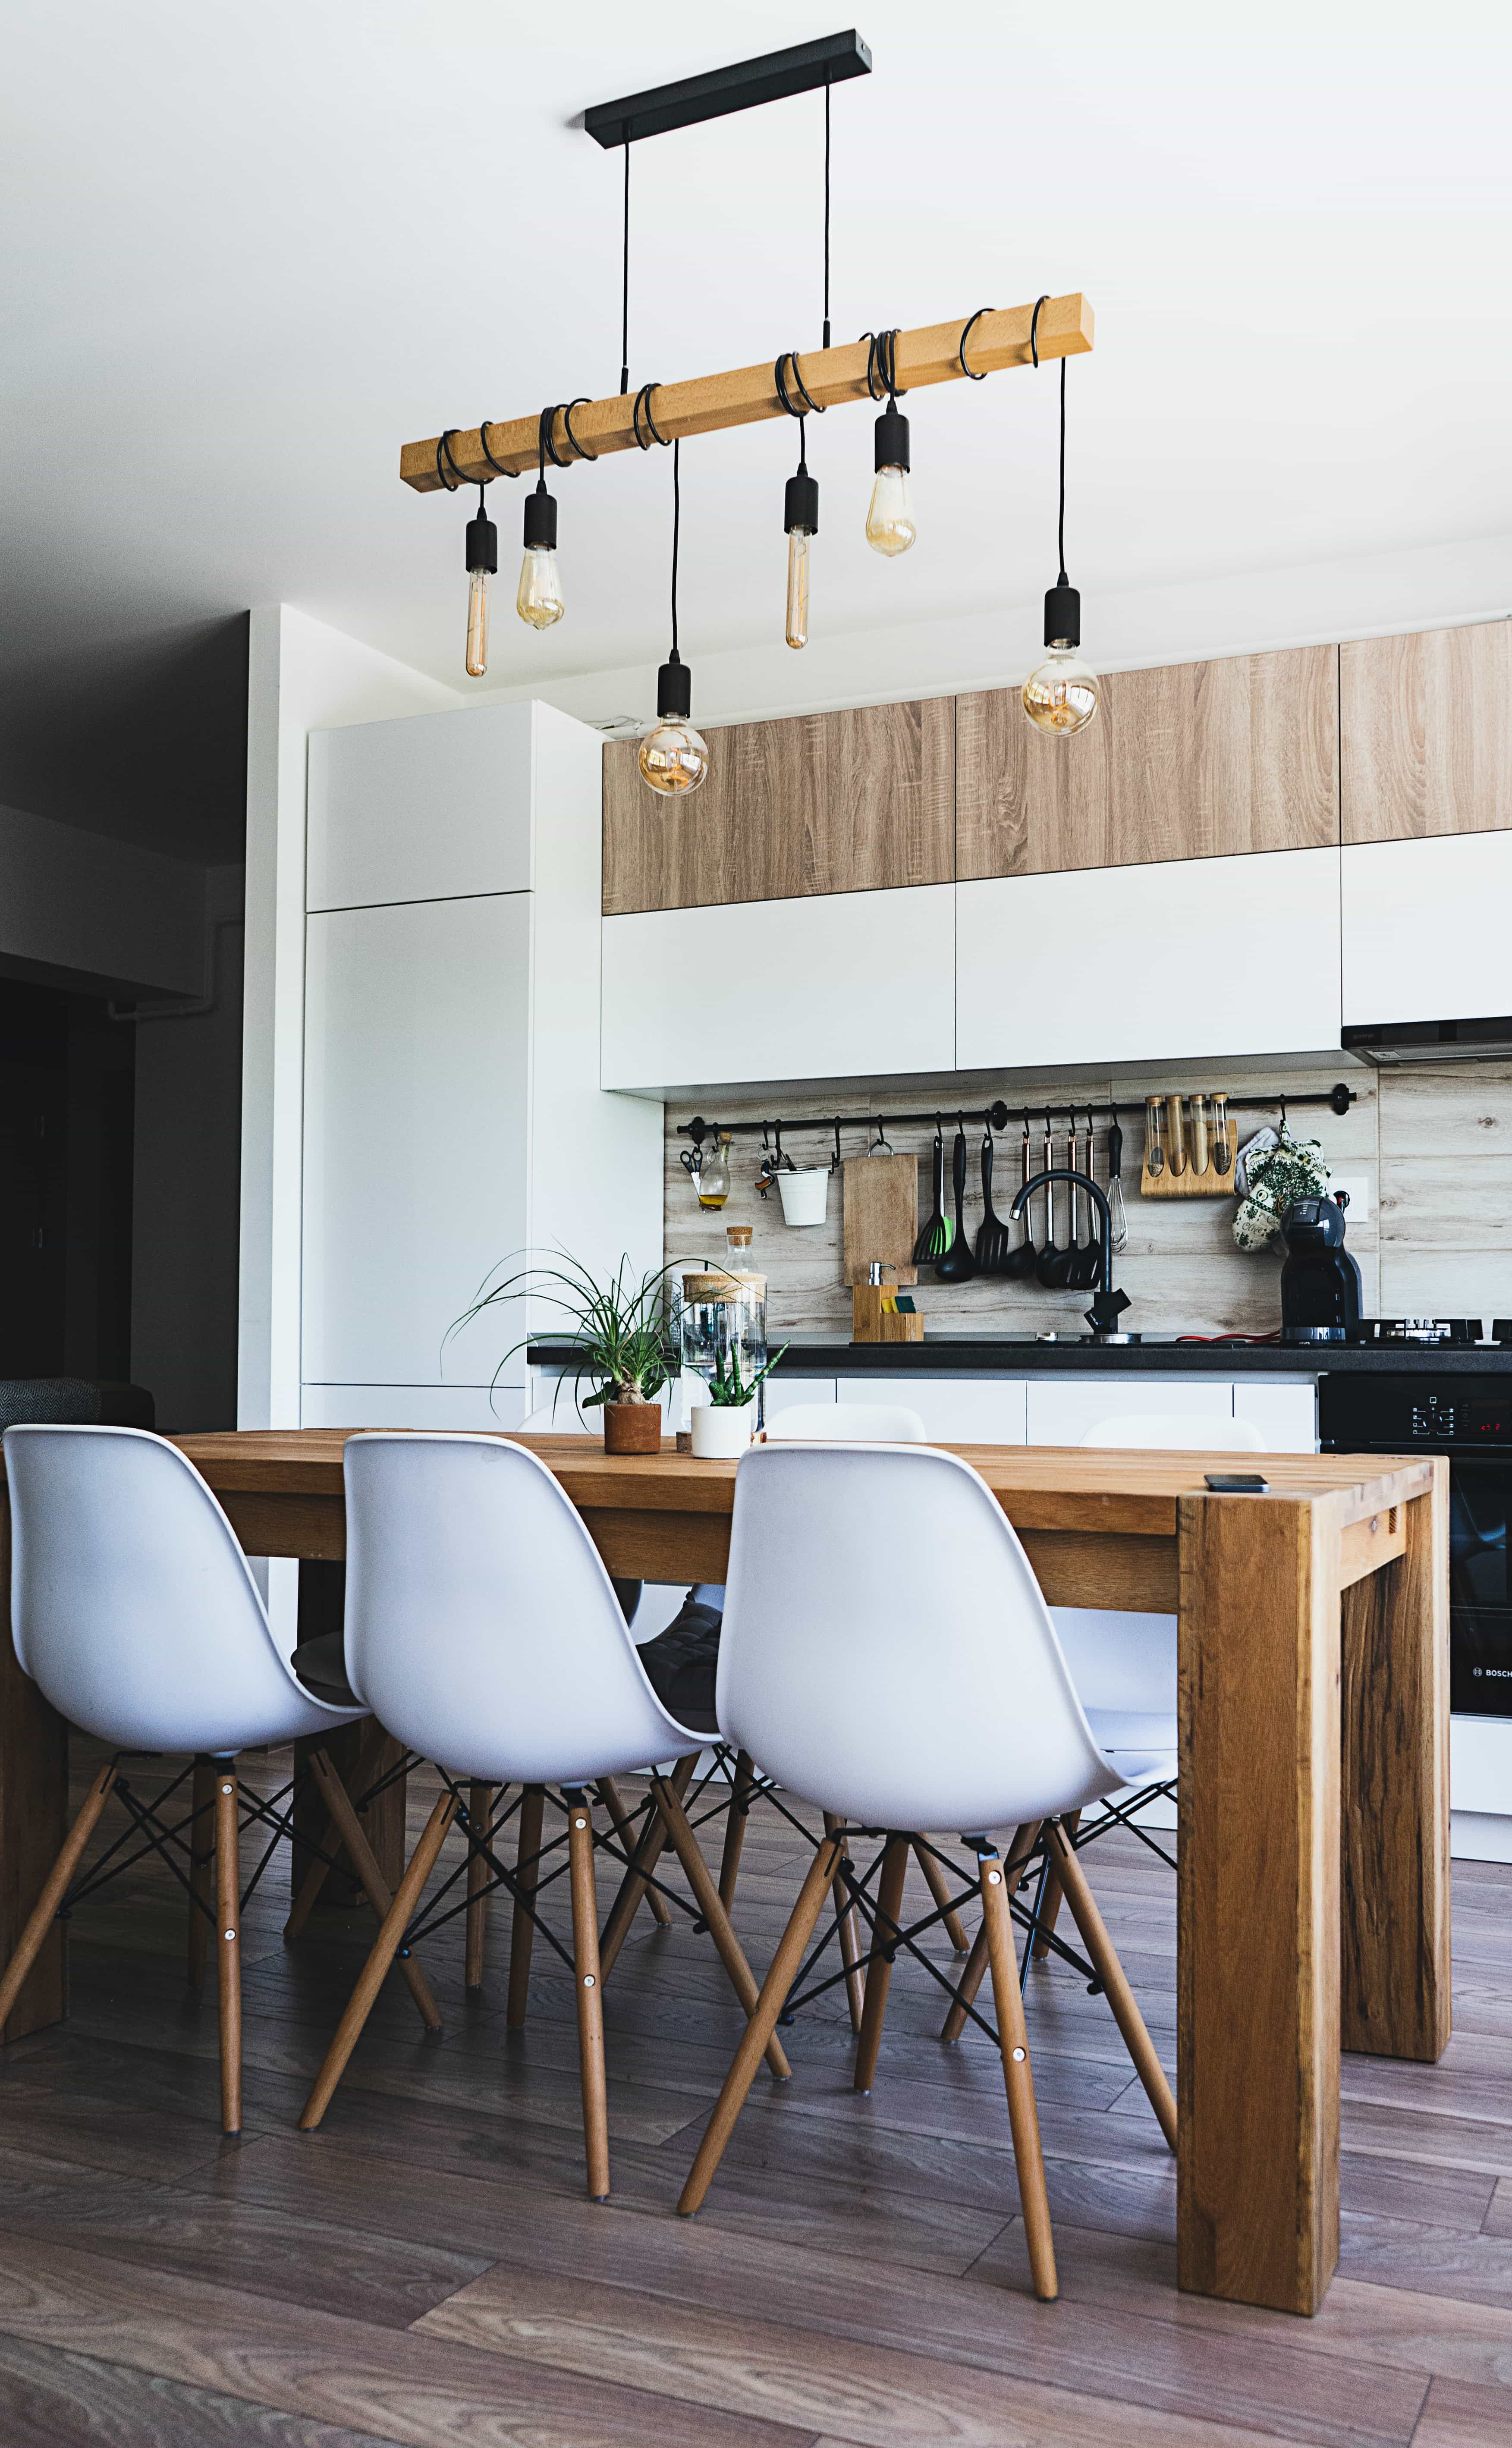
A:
[1022,645,1100,735]
[865,465,915,557]
[516,544,564,630]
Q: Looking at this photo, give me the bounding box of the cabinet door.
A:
[303,895,531,1388]
[308,703,535,911]
[1342,833,1512,1024]
[601,884,955,1091]
[1341,622,1512,845]
[1027,1378,1234,1446]
[602,698,954,917]
[835,1376,1028,1443]
[1232,1380,1316,1453]
[958,846,1342,1072]
[957,646,1339,881]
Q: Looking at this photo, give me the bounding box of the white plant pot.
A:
[777,1167,830,1227]
[691,1404,756,1458]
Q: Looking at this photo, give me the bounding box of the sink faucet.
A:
[1010,1168,1132,1338]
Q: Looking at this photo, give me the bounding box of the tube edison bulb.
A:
[465,567,490,678]
[786,527,811,647]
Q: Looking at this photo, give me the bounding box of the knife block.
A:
[851,1285,924,1344]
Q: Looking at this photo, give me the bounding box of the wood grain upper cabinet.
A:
[956,646,1339,880]
[601,697,954,916]
[1340,621,1512,845]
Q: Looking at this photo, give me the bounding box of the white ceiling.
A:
[4,0,1511,855]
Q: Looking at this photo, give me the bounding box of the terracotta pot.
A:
[603,1401,662,1455]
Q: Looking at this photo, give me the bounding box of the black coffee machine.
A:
[1279,1196,1362,1345]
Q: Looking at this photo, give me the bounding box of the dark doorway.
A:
[0,981,134,1379]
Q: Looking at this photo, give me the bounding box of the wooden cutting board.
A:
[842,1153,919,1286]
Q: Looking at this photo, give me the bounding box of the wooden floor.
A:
[0,1744,1509,2446]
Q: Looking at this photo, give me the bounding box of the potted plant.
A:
[690,1340,788,1458]
[446,1251,679,1454]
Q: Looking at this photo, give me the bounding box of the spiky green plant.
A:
[445,1249,683,1415]
[706,1339,789,1408]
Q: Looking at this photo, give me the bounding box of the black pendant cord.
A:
[619,143,631,394]
[822,80,831,350]
[670,437,682,658]
[1028,292,1069,587]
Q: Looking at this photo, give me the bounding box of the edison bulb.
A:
[638,719,710,795]
[785,527,811,649]
[517,544,564,630]
[465,567,490,678]
[865,465,915,556]
[1022,646,1100,735]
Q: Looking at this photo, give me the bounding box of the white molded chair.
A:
[298,1432,790,2196]
[677,1439,1175,2300]
[1029,1412,1269,1969]
[0,1425,366,2133]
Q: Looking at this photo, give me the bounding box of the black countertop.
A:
[528,1333,1512,1379]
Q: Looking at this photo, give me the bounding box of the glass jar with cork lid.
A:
[679,1267,769,1429]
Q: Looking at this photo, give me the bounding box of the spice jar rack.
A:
[1139,1094,1237,1199]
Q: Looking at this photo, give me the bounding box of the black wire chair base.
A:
[59,1756,343,1936]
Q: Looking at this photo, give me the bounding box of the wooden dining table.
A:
[0,1428,1447,2321]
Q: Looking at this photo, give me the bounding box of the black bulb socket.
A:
[874,403,910,475]
[784,469,819,536]
[523,482,558,553]
[1043,581,1081,648]
[465,507,497,575]
[656,649,692,723]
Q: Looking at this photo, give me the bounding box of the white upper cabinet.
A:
[302,894,532,1389]
[601,883,956,1093]
[957,847,1342,1073]
[1342,834,1512,1024]
[308,701,535,910]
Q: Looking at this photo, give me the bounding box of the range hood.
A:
[1342,1017,1512,1066]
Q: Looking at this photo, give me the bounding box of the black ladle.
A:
[975,1125,1010,1273]
[1012,1169,1133,1338]
[935,1120,977,1282]
[1002,1120,1039,1280]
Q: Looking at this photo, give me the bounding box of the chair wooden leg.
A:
[567,1795,610,2199]
[651,1774,791,2081]
[597,1777,670,1926]
[914,1835,971,1953]
[284,1720,387,1936]
[853,1833,910,2093]
[978,1841,1058,2300]
[718,1749,754,1911]
[598,1753,696,1979]
[941,1823,1039,2043]
[825,1815,866,2033]
[678,1829,845,2217]
[306,1749,443,2032]
[187,1757,216,1987]
[214,1766,242,2135]
[465,1782,494,1990]
[507,1785,546,2030]
[1045,1819,1177,2150]
[0,1764,116,2039]
[299,1793,457,2131]
[1031,1806,1080,1958]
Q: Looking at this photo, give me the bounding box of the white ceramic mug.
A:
[776,1167,830,1227]
[690,1404,755,1458]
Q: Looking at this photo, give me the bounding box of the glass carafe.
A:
[679,1270,769,1427]
[697,1133,732,1210]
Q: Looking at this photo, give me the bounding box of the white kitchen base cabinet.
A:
[1343,833,1512,1025]
[300,699,663,1427]
[957,847,1343,1072]
[600,884,956,1094]
[834,1375,1028,1444]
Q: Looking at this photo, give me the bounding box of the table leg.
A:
[1177,1493,1341,2317]
[0,1499,70,2040]
[1339,1476,1451,2062]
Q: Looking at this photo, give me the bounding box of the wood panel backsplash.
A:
[660,1062,1512,1340]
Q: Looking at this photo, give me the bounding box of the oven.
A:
[1320,1371,1512,1718]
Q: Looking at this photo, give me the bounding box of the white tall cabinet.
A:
[302,700,663,1428]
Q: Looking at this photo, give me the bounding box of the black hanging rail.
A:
[679,1082,1356,1148]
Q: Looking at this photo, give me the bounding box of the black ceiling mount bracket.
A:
[584,31,872,150]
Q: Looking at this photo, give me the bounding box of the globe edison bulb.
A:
[1022,645,1100,735]
[639,653,708,795]
[866,402,915,556]
[517,482,563,630]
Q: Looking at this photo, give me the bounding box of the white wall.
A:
[0,798,205,995]
[238,605,460,1436]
